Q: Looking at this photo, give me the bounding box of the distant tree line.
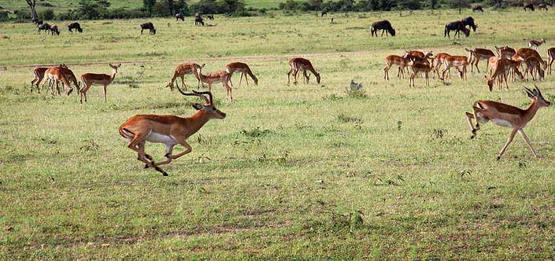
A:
[12,0,255,21]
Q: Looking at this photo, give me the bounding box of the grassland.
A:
[0,9,554,259]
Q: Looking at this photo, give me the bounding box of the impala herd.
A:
[27,18,553,176]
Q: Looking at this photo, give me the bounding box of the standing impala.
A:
[80,64,121,103]
[465,48,495,72]
[193,66,234,101]
[287,57,321,85]
[465,86,550,160]
[225,62,258,87]
[441,55,469,81]
[383,54,410,80]
[166,62,204,91]
[495,46,516,59]
[119,89,226,176]
[431,53,451,79]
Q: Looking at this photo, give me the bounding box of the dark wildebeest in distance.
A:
[462,16,477,32]
[32,18,43,25]
[68,22,83,33]
[444,21,470,38]
[321,10,328,16]
[50,25,60,35]
[537,3,549,10]
[140,22,156,34]
[370,20,396,37]
[176,13,185,21]
[523,3,535,11]
[38,23,51,33]
[472,5,484,12]
[195,15,204,26]
[206,14,214,20]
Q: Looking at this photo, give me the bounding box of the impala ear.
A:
[192,103,203,110]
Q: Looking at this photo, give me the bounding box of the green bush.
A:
[38,9,56,20]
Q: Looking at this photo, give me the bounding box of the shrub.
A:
[38,9,56,20]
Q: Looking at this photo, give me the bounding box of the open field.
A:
[0,9,554,259]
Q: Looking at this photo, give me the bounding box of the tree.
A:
[144,0,156,15]
[167,0,175,15]
[25,0,38,21]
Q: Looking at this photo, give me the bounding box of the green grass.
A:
[0,9,554,259]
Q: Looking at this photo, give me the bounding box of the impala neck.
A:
[184,110,211,137]
[110,69,118,83]
[523,99,541,123]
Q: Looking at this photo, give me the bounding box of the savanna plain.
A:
[0,8,554,259]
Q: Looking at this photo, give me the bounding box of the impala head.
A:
[109,63,121,72]
[177,87,226,119]
[525,86,551,107]
[315,72,321,84]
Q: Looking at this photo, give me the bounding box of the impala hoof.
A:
[496,156,501,161]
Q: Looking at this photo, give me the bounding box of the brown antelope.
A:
[287,57,321,85]
[465,48,495,72]
[431,53,451,79]
[80,64,121,103]
[524,56,545,81]
[495,46,516,59]
[409,58,433,87]
[441,55,469,81]
[31,67,49,92]
[119,89,226,176]
[528,39,545,50]
[166,62,204,91]
[548,47,555,74]
[513,48,547,69]
[404,50,433,61]
[225,62,258,87]
[194,66,234,101]
[42,65,74,95]
[383,55,410,80]
[485,57,524,91]
[465,86,550,160]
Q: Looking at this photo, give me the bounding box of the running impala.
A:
[465,86,550,160]
[119,89,225,176]
[80,64,121,103]
[166,62,204,90]
[287,57,321,85]
[225,62,258,87]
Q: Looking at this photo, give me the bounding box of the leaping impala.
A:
[287,57,321,85]
[193,66,234,101]
[166,62,204,91]
[119,89,226,176]
[80,64,121,103]
[465,86,551,160]
[225,62,258,87]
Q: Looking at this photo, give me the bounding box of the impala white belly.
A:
[146,131,177,146]
[492,119,513,128]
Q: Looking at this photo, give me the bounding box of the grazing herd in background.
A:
[25,9,553,175]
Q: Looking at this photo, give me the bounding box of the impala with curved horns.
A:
[119,88,226,176]
[465,86,550,160]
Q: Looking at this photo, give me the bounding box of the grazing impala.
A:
[523,56,545,81]
[465,86,550,160]
[383,55,410,80]
[528,39,545,50]
[465,48,495,72]
[431,53,451,79]
[119,89,226,176]
[166,62,204,91]
[287,57,321,85]
[42,66,70,95]
[441,55,469,81]
[80,64,121,103]
[194,66,234,101]
[31,67,50,92]
[225,62,258,87]
[408,57,433,87]
[514,48,547,68]
[548,47,555,74]
[495,46,516,59]
[485,57,524,91]
[404,50,433,61]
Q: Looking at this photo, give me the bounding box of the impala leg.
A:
[293,70,299,85]
[287,69,292,85]
[150,144,176,167]
[497,128,518,160]
[383,64,390,80]
[303,70,309,84]
[244,72,249,87]
[180,75,186,91]
[103,84,107,102]
[518,129,539,158]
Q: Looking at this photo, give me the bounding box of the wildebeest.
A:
[175,13,184,21]
[195,15,204,26]
[537,3,549,10]
[32,18,43,25]
[370,20,396,37]
[321,10,328,16]
[523,3,535,11]
[67,22,83,33]
[50,25,60,35]
[472,5,484,12]
[444,21,470,38]
[206,15,214,20]
[462,16,477,32]
[38,23,51,33]
[140,22,156,34]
